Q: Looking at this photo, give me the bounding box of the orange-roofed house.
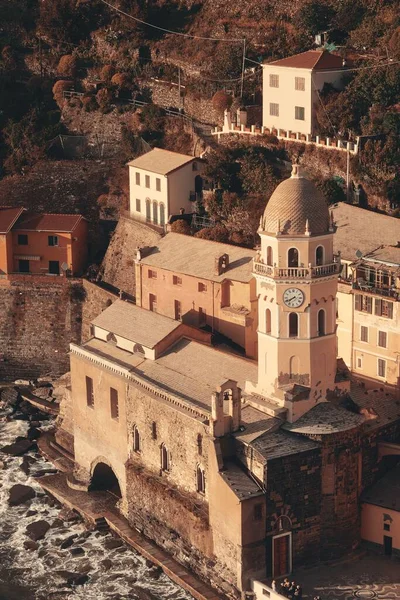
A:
[0,209,88,278]
[0,207,25,277]
[262,49,350,136]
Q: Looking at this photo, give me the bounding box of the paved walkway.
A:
[38,473,223,600]
[292,552,400,599]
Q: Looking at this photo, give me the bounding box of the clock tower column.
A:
[249,165,341,422]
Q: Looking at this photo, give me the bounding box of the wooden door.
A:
[273,534,290,578]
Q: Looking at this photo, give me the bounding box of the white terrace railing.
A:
[253,259,341,279]
[213,112,359,154]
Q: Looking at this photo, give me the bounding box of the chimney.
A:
[215,253,229,276]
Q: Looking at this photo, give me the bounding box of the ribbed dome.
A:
[262,165,330,236]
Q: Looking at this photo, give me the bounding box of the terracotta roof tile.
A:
[0,207,25,234]
[141,232,255,283]
[14,213,84,233]
[268,50,347,70]
[262,167,330,236]
[127,148,196,175]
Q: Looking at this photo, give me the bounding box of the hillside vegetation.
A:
[0,0,399,212]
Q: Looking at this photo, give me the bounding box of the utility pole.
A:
[178,67,182,109]
[240,38,246,98]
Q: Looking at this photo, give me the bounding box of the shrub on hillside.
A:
[52,80,73,108]
[82,94,98,112]
[57,54,77,78]
[96,88,113,113]
[194,224,229,243]
[171,219,192,235]
[212,91,233,113]
[100,64,115,82]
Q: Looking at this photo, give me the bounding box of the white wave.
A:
[0,414,193,600]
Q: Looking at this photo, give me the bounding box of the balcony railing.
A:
[253,258,341,280]
[352,281,399,300]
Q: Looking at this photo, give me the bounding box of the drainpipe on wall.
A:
[212,281,215,333]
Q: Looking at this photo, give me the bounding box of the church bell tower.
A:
[249,165,340,422]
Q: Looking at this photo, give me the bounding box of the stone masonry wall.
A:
[101,216,162,298]
[0,277,120,380]
[0,278,82,380]
[266,448,322,570]
[81,279,118,342]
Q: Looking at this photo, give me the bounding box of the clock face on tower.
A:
[283,288,304,308]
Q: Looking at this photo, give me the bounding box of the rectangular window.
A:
[135,198,141,212]
[156,178,161,192]
[173,275,182,286]
[295,77,305,91]
[145,175,150,189]
[198,282,207,292]
[384,523,390,531]
[253,503,263,521]
[174,299,182,321]
[269,102,279,117]
[18,234,28,245]
[192,161,198,171]
[48,235,58,247]
[135,172,140,185]
[357,357,362,369]
[269,74,279,88]
[378,331,387,348]
[360,326,368,343]
[151,421,157,440]
[378,359,386,378]
[355,294,372,314]
[110,387,119,420]
[375,299,393,319]
[86,376,94,407]
[295,106,305,120]
[148,269,157,279]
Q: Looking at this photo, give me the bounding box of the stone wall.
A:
[145,80,224,126]
[0,277,120,380]
[101,216,162,298]
[266,448,322,571]
[81,279,118,342]
[0,278,82,380]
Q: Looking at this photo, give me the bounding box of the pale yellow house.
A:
[262,49,349,136]
[333,203,400,392]
[128,148,203,227]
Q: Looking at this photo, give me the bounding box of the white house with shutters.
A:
[128,148,203,227]
[262,49,349,137]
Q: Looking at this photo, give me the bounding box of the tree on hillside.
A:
[295,2,335,36]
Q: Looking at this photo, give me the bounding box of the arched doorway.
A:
[89,462,121,498]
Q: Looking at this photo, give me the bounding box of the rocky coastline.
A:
[0,379,192,600]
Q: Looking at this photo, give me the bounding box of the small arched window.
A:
[267,246,273,266]
[223,389,232,412]
[288,248,299,267]
[197,434,203,456]
[160,443,170,471]
[145,198,151,222]
[265,308,271,334]
[133,343,145,356]
[133,425,140,453]
[289,313,298,337]
[159,203,165,227]
[318,309,325,336]
[152,201,158,224]
[196,465,206,494]
[316,245,324,266]
[289,355,300,378]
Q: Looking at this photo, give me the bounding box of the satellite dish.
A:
[355,250,363,259]
[61,262,69,271]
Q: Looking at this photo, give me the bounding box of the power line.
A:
[100,0,243,42]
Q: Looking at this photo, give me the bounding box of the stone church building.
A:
[59,166,400,597]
